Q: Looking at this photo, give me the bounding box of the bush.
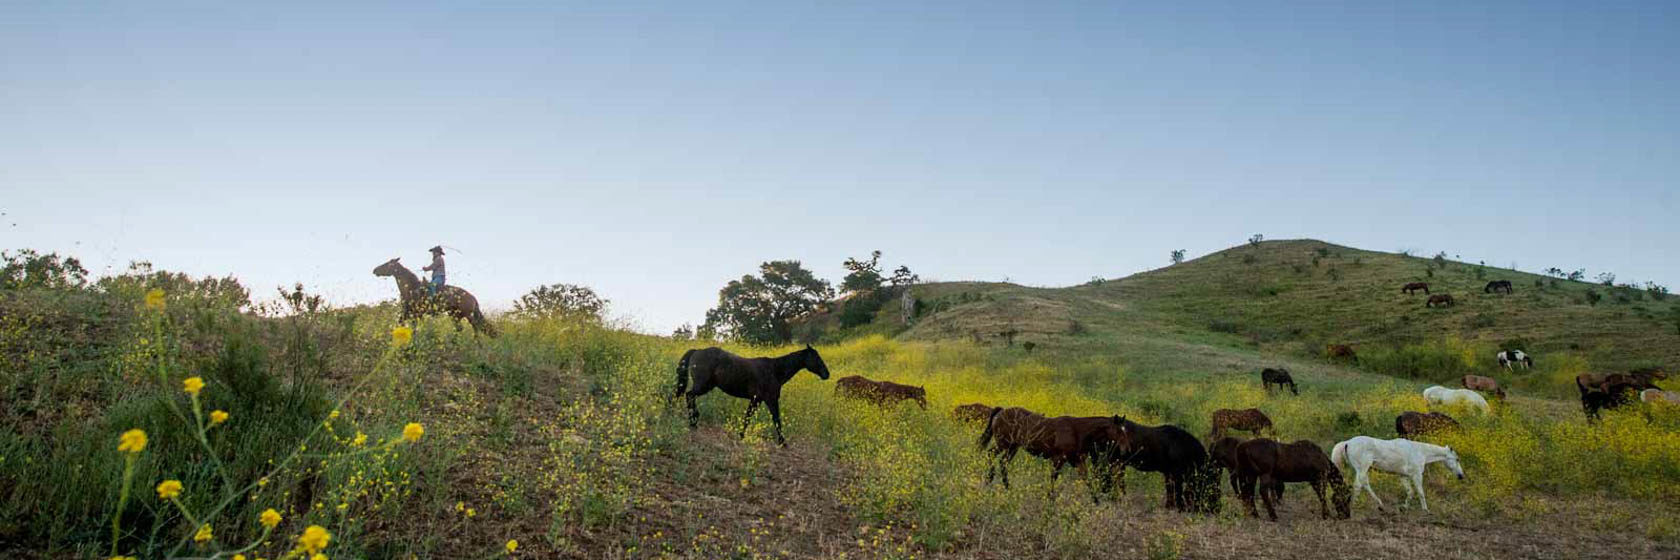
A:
[838,293,886,328]
[1360,339,1479,382]
[1584,289,1602,306]
[512,283,608,322]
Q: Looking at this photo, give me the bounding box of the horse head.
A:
[373,258,404,277]
[1329,469,1353,519]
[1441,446,1466,481]
[802,344,831,380]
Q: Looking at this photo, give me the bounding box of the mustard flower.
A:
[351,432,367,447]
[312,554,328,560]
[210,410,229,426]
[233,555,246,560]
[297,525,331,553]
[156,479,183,500]
[118,429,148,454]
[506,539,518,553]
[402,423,424,443]
[183,376,205,396]
[391,326,413,347]
[260,508,282,528]
[144,288,166,310]
[194,523,213,543]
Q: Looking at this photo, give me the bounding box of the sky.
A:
[3,1,1677,333]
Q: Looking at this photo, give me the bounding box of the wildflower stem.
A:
[169,496,202,527]
[110,453,136,556]
[189,392,237,491]
[210,524,274,559]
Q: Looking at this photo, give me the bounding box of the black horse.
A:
[675,345,831,446]
[1109,416,1218,512]
[1261,368,1299,395]
[1484,280,1513,294]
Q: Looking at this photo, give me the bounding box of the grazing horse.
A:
[1402,282,1430,295]
[1209,408,1275,439]
[1642,389,1680,405]
[1425,294,1455,308]
[1395,411,1460,439]
[1261,368,1298,395]
[675,345,831,446]
[1332,436,1465,512]
[952,403,995,423]
[1496,350,1533,370]
[1460,375,1507,400]
[976,408,1125,501]
[1235,438,1351,520]
[372,258,496,336]
[1576,371,1665,419]
[1423,385,1490,415]
[1207,436,1246,497]
[1484,280,1513,294]
[834,375,928,409]
[1326,344,1358,364]
[1108,416,1217,512]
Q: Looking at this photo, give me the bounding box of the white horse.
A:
[1423,385,1490,414]
[1496,350,1532,370]
[1332,436,1465,512]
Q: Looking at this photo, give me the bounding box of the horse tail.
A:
[977,407,1004,450]
[674,349,695,400]
[470,308,497,337]
[1330,440,1349,471]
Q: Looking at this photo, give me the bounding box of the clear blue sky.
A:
[4,1,1677,333]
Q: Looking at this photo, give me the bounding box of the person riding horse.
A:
[422,245,446,296]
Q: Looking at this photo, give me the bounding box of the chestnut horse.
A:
[1395,411,1459,439]
[835,375,927,409]
[675,345,831,445]
[372,258,495,335]
[1426,294,1455,308]
[1326,345,1358,364]
[1235,438,1351,520]
[1402,282,1430,295]
[976,408,1125,501]
[1577,370,1667,419]
[1210,408,1275,439]
[1460,375,1507,400]
[952,403,994,423]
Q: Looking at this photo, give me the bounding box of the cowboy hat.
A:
[429,246,445,255]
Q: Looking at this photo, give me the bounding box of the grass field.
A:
[4,240,1679,558]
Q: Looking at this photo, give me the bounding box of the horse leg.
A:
[1048,458,1064,500]
[1312,479,1329,519]
[1413,472,1428,512]
[1259,474,1279,521]
[767,398,785,447]
[1000,447,1018,488]
[1356,468,1385,511]
[685,393,700,429]
[984,449,1001,486]
[738,398,759,439]
[1239,474,1259,518]
[1400,471,1416,509]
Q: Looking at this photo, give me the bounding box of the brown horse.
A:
[952,403,994,423]
[1326,344,1358,363]
[373,258,495,335]
[835,375,927,409]
[1210,408,1275,439]
[1402,282,1430,295]
[1460,375,1507,400]
[1108,416,1218,512]
[1484,280,1514,294]
[1207,436,1246,496]
[1426,294,1455,308]
[1261,368,1298,395]
[976,407,1125,501]
[1577,370,1667,419]
[1395,411,1460,438]
[1234,438,1351,520]
[675,346,831,445]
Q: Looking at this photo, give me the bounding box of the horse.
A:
[1577,370,1667,419]
[1425,294,1455,308]
[1402,282,1430,295]
[1460,374,1507,400]
[1484,280,1513,294]
[1235,438,1351,520]
[372,258,496,336]
[1496,350,1532,370]
[1423,385,1490,415]
[976,408,1125,501]
[834,375,928,409]
[1209,408,1275,439]
[952,403,995,423]
[1108,416,1217,512]
[1261,368,1298,395]
[1395,411,1460,439]
[674,345,831,446]
[1207,436,1247,497]
[1326,344,1358,364]
[1331,436,1465,512]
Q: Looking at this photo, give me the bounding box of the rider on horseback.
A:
[422,246,446,296]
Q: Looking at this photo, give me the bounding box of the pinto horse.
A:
[1395,411,1460,439]
[1109,416,1218,512]
[1426,294,1455,308]
[976,408,1125,501]
[1484,280,1514,294]
[834,375,928,409]
[1496,350,1533,370]
[373,258,496,335]
[1261,368,1298,395]
[1332,436,1465,512]
[1402,282,1430,295]
[675,345,831,446]
[1235,438,1351,520]
[1460,375,1507,400]
[1210,408,1275,439]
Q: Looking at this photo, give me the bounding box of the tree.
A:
[841,251,885,295]
[96,261,251,310]
[702,260,833,344]
[1597,272,1617,286]
[1170,249,1186,265]
[1,249,88,290]
[1567,269,1586,282]
[889,265,918,288]
[1248,234,1264,248]
[512,283,608,322]
[672,324,695,340]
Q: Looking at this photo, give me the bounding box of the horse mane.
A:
[772,347,812,382]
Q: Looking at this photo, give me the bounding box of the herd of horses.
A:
[1406,280,1515,309]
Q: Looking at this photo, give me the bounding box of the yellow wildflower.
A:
[144,288,166,310]
[257,476,269,487]
[402,423,424,443]
[118,429,148,454]
[297,525,331,553]
[260,508,282,528]
[110,556,136,560]
[391,326,413,347]
[312,554,328,560]
[210,410,229,426]
[233,555,246,560]
[351,432,367,447]
[506,539,518,553]
[328,409,341,420]
[466,508,475,517]
[183,377,205,396]
[194,523,213,543]
[156,480,183,500]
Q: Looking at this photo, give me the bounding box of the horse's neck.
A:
[771,351,806,383]
[1412,442,1450,461]
[389,268,424,297]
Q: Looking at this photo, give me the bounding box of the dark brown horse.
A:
[1234,438,1351,520]
[835,375,927,409]
[1426,294,1455,308]
[1484,280,1513,294]
[1210,408,1275,439]
[1460,375,1506,400]
[952,403,994,423]
[976,407,1126,501]
[675,346,831,445]
[1577,370,1667,419]
[373,258,495,335]
[1108,416,1218,512]
[1395,411,1460,438]
[1326,344,1358,364]
[1402,282,1430,295]
[1208,436,1246,496]
[1261,368,1298,395]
